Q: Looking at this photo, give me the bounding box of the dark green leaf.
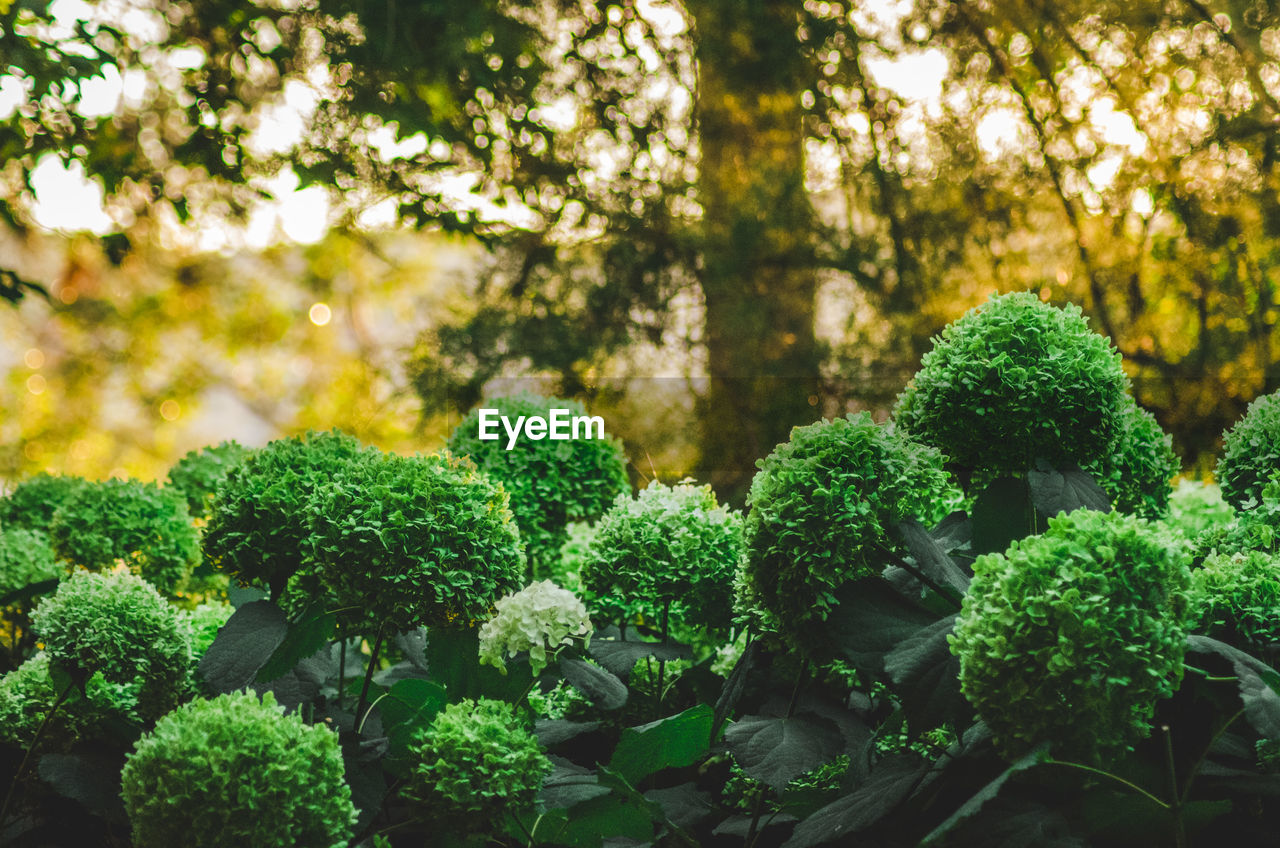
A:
[588,638,692,677]
[893,518,970,594]
[197,600,288,693]
[643,783,716,830]
[782,754,928,848]
[256,605,337,682]
[609,704,713,784]
[227,585,268,608]
[561,657,629,710]
[1028,461,1110,517]
[0,578,58,610]
[920,744,1048,845]
[536,719,602,747]
[971,476,1040,555]
[542,760,611,809]
[883,613,966,734]
[37,751,127,823]
[713,639,757,738]
[724,713,844,792]
[381,678,447,756]
[824,578,939,671]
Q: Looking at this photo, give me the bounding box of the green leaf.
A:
[561,657,628,710]
[971,476,1041,555]
[541,760,611,809]
[893,518,970,595]
[1027,460,1110,517]
[823,578,939,671]
[197,600,288,693]
[920,744,1048,845]
[883,614,966,735]
[724,713,844,792]
[609,703,714,784]
[783,754,929,848]
[256,605,337,682]
[37,751,128,824]
[588,638,692,678]
[713,639,758,738]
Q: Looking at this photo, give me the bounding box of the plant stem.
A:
[0,679,73,829]
[873,544,963,610]
[656,599,671,708]
[1044,758,1170,809]
[742,790,767,848]
[786,659,809,718]
[1181,707,1245,803]
[338,637,347,710]
[355,623,387,732]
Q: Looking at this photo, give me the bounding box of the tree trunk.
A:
[688,0,822,504]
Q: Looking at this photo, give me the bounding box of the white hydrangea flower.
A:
[478,580,593,675]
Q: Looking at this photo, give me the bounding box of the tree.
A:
[6,0,1280,488]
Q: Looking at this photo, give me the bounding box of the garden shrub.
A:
[895,291,1128,478]
[1189,550,1280,648]
[29,571,192,722]
[1218,389,1280,510]
[1196,475,1280,558]
[120,690,356,848]
[0,653,148,747]
[165,440,252,520]
[951,509,1191,763]
[580,480,743,635]
[1165,479,1234,541]
[402,698,551,836]
[1082,396,1178,520]
[478,580,592,675]
[202,429,366,596]
[308,450,525,631]
[447,394,629,574]
[737,413,957,656]
[0,473,88,531]
[0,527,60,597]
[48,479,200,594]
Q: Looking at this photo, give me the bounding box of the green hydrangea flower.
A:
[447,394,629,574]
[0,473,89,531]
[1189,550,1280,648]
[165,440,252,520]
[202,429,367,596]
[479,580,592,675]
[403,698,551,835]
[580,480,743,634]
[29,571,192,722]
[951,509,1191,763]
[121,690,356,848]
[48,479,200,594]
[308,450,525,631]
[1165,480,1234,541]
[0,527,60,598]
[1082,397,1178,520]
[737,413,958,656]
[1218,390,1280,510]
[895,292,1128,478]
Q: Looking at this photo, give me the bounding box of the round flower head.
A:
[1190,550,1280,648]
[479,580,592,675]
[308,450,525,631]
[29,570,192,721]
[0,473,89,531]
[203,429,366,596]
[1165,480,1234,541]
[1217,390,1280,510]
[121,690,356,848]
[0,653,148,747]
[737,413,958,656]
[48,478,199,594]
[895,291,1128,478]
[1082,396,1178,520]
[951,509,1191,763]
[579,480,743,634]
[403,698,551,835]
[447,394,629,574]
[165,440,252,520]
[0,527,60,598]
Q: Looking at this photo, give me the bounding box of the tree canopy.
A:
[4,0,1280,487]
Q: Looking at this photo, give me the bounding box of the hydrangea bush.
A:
[1189,550,1280,647]
[121,690,356,848]
[737,413,957,655]
[29,570,192,722]
[402,698,551,836]
[0,473,89,531]
[580,480,743,634]
[447,394,629,573]
[307,450,525,631]
[1082,396,1178,520]
[165,440,252,520]
[479,580,592,675]
[951,509,1191,763]
[895,292,1128,478]
[0,527,60,597]
[47,479,200,594]
[1217,389,1280,510]
[1165,479,1234,541]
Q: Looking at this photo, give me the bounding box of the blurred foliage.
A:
[7,0,1280,486]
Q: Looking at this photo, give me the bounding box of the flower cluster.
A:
[165,440,251,520]
[1082,396,1178,520]
[479,580,592,675]
[1218,389,1280,509]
